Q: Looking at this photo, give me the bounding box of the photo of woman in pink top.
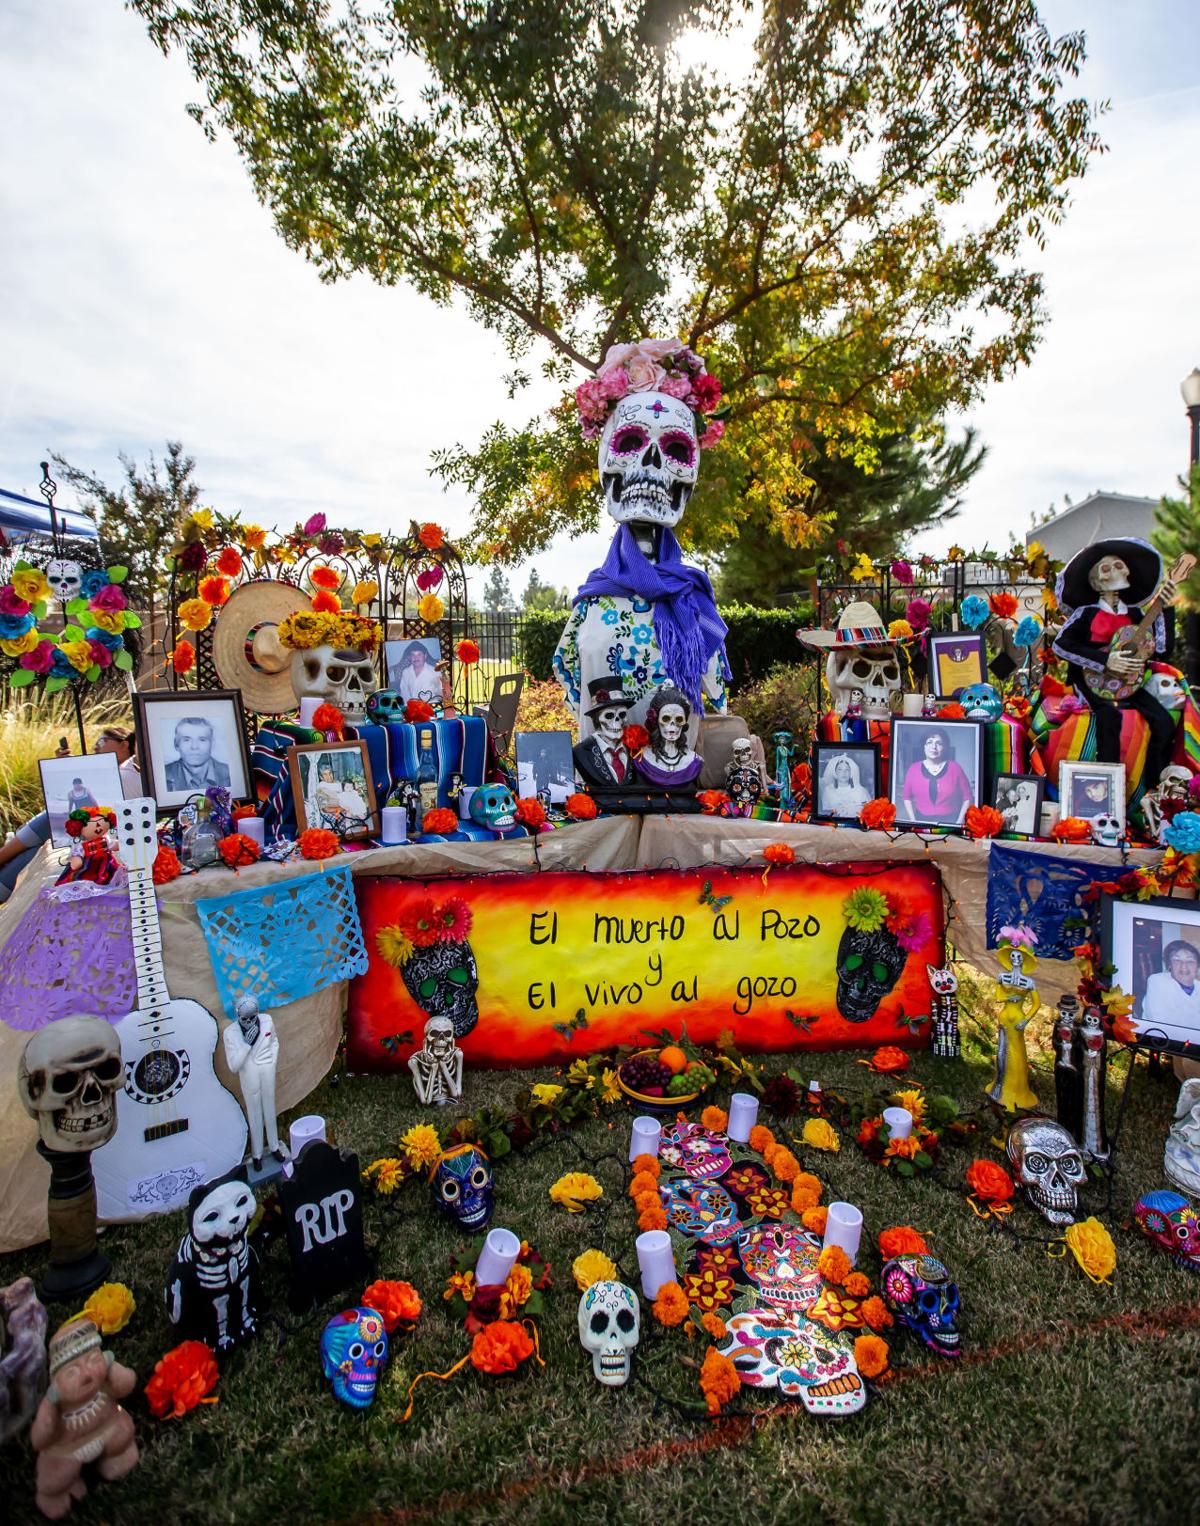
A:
[899,726,974,826]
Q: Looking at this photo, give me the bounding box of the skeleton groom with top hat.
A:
[554,341,730,743]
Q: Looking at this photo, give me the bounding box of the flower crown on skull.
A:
[276,609,381,654]
[575,339,726,447]
[64,805,117,838]
[375,894,474,966]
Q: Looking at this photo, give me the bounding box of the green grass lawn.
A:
[1,1015,1195,1526]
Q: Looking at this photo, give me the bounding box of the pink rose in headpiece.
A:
[659,375,691,400]
[636,338,684,361]
[599,367,630,401]
[699,419,726,449]
[575,378,608,423]
[0,586,31,617]
[89,584,127,613]
[599,342,639,373]
[626,354,666,392]
[999,924,1038,949]
[20,640,54,674]
[691,372,722,413]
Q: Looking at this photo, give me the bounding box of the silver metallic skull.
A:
[1006,1116,1087,1225]
[44,559,83,604]
[826,650,900,719]
[599,392,699,529]
[290,644,378,724]
[577,1279,639,1386]
[17,1016,123,1153]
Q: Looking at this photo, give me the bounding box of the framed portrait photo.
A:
[1058,761,1126,831]
[38,751,123,849]
[516,730,576,804]
[134,690,252,815]
[289,739,380,842]
[810,741,881,824]
[1101,894,1200,1054]
[888,717,983,830]
[384,637,443,703]
[928,632,986,698]
[991,773,1046,839]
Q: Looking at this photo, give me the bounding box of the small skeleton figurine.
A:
[408,1014,464,1106]
[1141,764,1193,843]
[724,737,763,816]
[31,1317,138,1520]
[927,964,960,1058]
[166,1173,260,1355]
[222,996,286,1171]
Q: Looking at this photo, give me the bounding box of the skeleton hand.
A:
[1105,650,1142,679]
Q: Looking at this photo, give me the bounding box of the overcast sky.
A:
[1,2,1198,596]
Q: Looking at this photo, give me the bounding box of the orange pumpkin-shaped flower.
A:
[853,1334,890,1379]
[651,1281,689,1327]
[878,1225,930,1259]
[361,1278,422,1334]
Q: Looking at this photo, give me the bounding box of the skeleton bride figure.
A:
[633,685,703,791]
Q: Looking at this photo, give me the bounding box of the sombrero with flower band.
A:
[796,600,903,655]
[212,581,314,715]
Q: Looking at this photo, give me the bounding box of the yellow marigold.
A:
[849,552,876,583]
[11,568,50,604]
[189,507,214,530]
[818,1245,851,1286]
[631,1154,660,1178]
[362,1157,408,1195]
[77,1282,135,1335]
[652,1281,689,1326]
[445,1270,476,1303]
[363,532,383,549]
[242,524,267,549]
[801,1118,840,1153]
[887,618,914,639]
[802,1206,828,1235]
[0,629,40,656]
[179,598,214,632]
[531,1083,563,1108]
[891,1088,926,1126]
[401,1123,442,1171]
[573,1249,618,1291]
[418,593,445,624]
[351,579,379,605]
[88,608,126,635]
[770,1148,800,1184]
[600,1067,621,1104]
[701,1106,728,1132]
[549,1172,603,1213]
[700,1311,728,1341]
[854,1334,890,1379]
[375,925,415,967]
[60,640,92,674]
[749,1125,776,1155]
[1064,1216,1116,1285]
[498,1262,533,1317]
[790,1173,823,1212]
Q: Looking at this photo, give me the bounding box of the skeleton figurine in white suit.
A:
[223,995,287,1170]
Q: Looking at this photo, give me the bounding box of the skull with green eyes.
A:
[835,923,906,1023]
[400,937,479,1039]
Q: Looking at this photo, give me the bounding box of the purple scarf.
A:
[574,526,728,709]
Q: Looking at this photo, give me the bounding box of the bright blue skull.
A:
[367,689,406,724]
[320,1307,389,1407]
[470,783,517,832]
[959,683,1001,722]
[430,1144,494,1230]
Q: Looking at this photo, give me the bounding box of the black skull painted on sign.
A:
[835,924,906,1023]
[400,939,479,1039]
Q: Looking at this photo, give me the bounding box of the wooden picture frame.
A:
[288,739,380,842]
[810,741,881,825]
[991,772,1047,839]
[133,688,253,816]
[888,716,984,831]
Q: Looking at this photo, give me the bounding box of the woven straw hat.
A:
[212,581,314,715]
[796,599,900,653]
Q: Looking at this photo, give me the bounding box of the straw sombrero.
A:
[212,581,314,715]
[796,600,902,654]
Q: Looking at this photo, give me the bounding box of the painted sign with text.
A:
[347,864,944,1071]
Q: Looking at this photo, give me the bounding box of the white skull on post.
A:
[599,393,699,534]
[17,1016,123,1153]
[290,646,378,724]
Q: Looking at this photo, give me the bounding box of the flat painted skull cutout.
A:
[366,689,405,724]
[658,1120,731,1181]
[399,937,479,1039]
[290,645,378,724]
[835,923,907,1023]
[469,782,518,833]
[577,1280,639,1386]
[430,1144,493,1232]
[320,1307,388,1409]
[17,1016,123,1153]
[826,649,901,720]
[599,392,699,531]
[736,1225,823,1313]
[1006,1116,1086,1225]
[44,559,83,605]
[1133,1189,1200,1274]
[882,1254,961,1357]
[720,1309,866,1416]
[660,1177,741,1243]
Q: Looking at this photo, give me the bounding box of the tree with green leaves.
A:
[132,0,1103,560]
[521,567,568,611]
[481,564,516,612]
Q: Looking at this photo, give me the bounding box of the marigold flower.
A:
[965,805,1005,840]
[700,1312,728,1341]
[878,1226,930,1259]
[699,1347,741,1415]
[242,524,267,549]
[298,827,340,860]
[629,1170,659,1199]
[310,564,342,591]
[498,1263,534,1316]
[516,797,547,828]
[152,845,182,885]
[362,1157,408,1195]
[172,642,196,674]
[860,797,897,830]
[418,593,445,624]
[843,1272,870,1299]
[216,547,242,577]
[763,842,795,867]
[361,1279,422,1333]
[631,1154,660,1178]
[769,1148,801,1184]
[401,1123,442,1170]
[790,1172,822,1212]
[311,589,342,614]
[884,1133,921,1161]
[853,1334,890,1379]
[406,699,436,723]
[860,1296,894,1332]
[422,807,458,835]
[801,1118,840,1153]
[633,1189,661,1216]
[218,832,260,869]
[965,1158,1014,1204]
[652,1281,689,1326]
[749,1125,776,1155]
[549,1172,603,1213]
[1064,1216,1116,1285]
[531,1083,563,1107]
[456,638,480,665]
[470,1320,533,1374]
[622,723,650,754]
[351,580,379,606]
[867,1046,910,1074]
[701,1106,728,1133]
[77,1282,135,1335]
[638,1203,668,1232]
[573,1249,618,1291]
[418,522,445,551]
[802,1206,828,1235]
[818,1245,851,1286]
[565,792,599,820]
[144,1340,219,1419]
[444,1270,476,1303]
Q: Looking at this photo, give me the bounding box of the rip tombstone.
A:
[278,1141,370,1312]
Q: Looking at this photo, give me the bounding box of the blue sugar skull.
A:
[959,683,1001,722]
[430,1144,494,1231]
[320,1307,389,1407]
[660,1177,740,1244]
[366,689,406,724]
[882,1254,960,1357]
[469,783,518,832]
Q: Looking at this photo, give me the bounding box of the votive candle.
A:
[636,1229,676,1300]
[475,1227,521,1288]
[822,1201,864,1266]
[726,1092,759,1143]
[629,1114,661,1162]
[883,1106,913,1141]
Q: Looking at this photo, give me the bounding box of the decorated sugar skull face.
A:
[291,645,378,723]
[577,1280,639,1386]
[1134,1190,1200,1273]
[399,937,479,1038]
[836,923,906,1023]
[1089,554,1129,594]
[959,683,1001,722]
[17,1015,123,1153]
[45,559,83,604]
[720,1309,865,1416]
[1006,1116,1086,1225]
[1089,812,1122,848]
[660,1178,740,1243]
[366,688,406,724]
[659,1120,731,1181]
[1145,669,1186,711]
[320,1307,388,1408]
[469,782,517,832]
[736,1225,823,1312]
[827,649,900,720]
[430,1144,493,1231]
[882,1254,961,1357]
[599,392,699,529]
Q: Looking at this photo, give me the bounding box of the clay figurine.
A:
[222,995,287,1173]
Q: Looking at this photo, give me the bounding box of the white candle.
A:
[902,692,924,717]
[380,806,407,844]
[636,1229,676,1300]
[726,1092,759,1143]
[883,1106,913,1141]
[629,1115,661,1163]
[289,1114,326,1156]
[475,1227,521,1288]
[298,696,322,727]
[237,816,265,847]
[822,1200,864,1266]
[458,787,477,821]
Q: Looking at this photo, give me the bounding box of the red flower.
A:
[177,541,207,574]
[989,591,1018,619]
[311,702,344,735]
[436,895,473,941]
[171,643,196,675]
[456,639,480,666]
[152,844,182,884]
[311,589,341,613]
[218,832,260,868]
[867,1046,910,1074]
[938,701,965,719]
[310,565,342,591]
[965,1158,1014,1204]
[405,699,435,723]
[422,808,459,837]
[691,372,723,412]
[565,792,598,820]
[198,575,230,607]
[516,797,547,828]
[418,522,445,551]
[318,532,345,556]
[401,895,442,945]
[763,842,794,866]
[361,1278,422,1334]
[964,805,1005,840]
[622,723,650,754]
[298,828,340,860]
[145,1340,219,1419]
[696,789,730,814]
[216,547,243,578]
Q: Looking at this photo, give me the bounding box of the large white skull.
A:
[1006,1117,1087,1225]
[578,1279,639,1385]
[1088,555,1129,594]
[826,649,901,719]
[44,559,83,603]
[17,1016,123,1153]
[599,391,699,529]
[290,644,378,724]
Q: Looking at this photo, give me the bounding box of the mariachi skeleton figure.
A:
[926,964,960,1059]
[724,737,764,816]
[166,1173,261,1355]
[222,996,286,1172]
[407,1015,463,1106]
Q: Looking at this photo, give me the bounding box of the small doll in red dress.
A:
[56,806,119,886]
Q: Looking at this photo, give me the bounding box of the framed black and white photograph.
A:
[289,739,379,841]
[992,772,1046,838]
[888,717,983,830]
[134,690,252,814]
[928,632,986,698]
[810,741,880,824]
[1059,760,1126,829]
[384,638,442,703]
[38,751,123,848]
[1101,894,1200,1054]
[516,730,576,804]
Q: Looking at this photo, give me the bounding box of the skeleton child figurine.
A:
[222,996,286,1173]
[724,737,764,816]
[165,1172,261,1355]
[987,932,1040,1113]
[407,1015,464,1106]
[927,965,960,1059]
[572,679,631,790]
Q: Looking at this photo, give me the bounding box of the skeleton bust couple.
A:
[573,679,703,794]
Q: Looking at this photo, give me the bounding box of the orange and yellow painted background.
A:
[348,864,944,1071]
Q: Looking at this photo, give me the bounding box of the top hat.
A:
[1055,538,1162,616]
[796,599,901,654]
[584,678,630,717]
[212,581,315,715]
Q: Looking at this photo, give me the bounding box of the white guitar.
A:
[92,798,248,1221]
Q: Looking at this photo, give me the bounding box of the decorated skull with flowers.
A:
[0,561,138,692]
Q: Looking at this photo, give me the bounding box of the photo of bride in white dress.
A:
[813,745,878,822]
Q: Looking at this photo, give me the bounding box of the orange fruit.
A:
[659,1045,688,1075]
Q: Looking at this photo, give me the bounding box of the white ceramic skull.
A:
[826,650,901,719]
[1089,812,1122,848]
[1006,1116,1087,1225]
[599,392,699,530]
[577,1280,639,1386]
[290,645,378,724]
[595,704,627,745]
[44,559,83,604]
[1144,670,1186,711]
[1088,555,1129,594]
[17,1016,123,1153]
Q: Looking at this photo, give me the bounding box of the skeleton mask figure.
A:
[1089,812,1122,848]
[44,559,83,605]
[720,1308,865,1416]
[1133,1189,1200,1274]
[320,1307,388,1409]
[959,683,1001,722]
[290,645,378,724]
[1144,667,1186,712]
[166,1174,260,1353]
[399,935,479,1039]
[430,1144,493,1231]
[659,1120,731,1180]
[1088,555,1130,595]
[577,1280,639,1386]
[736,1225,823,1313]
[826,650,901,720]
[469,782,518,833]
[660,1177,740,1243]
[594,703,628,745]
[1006,1116,1086,1225]
[835,924,906,1023]
[366,689,406,724]
[882,1254,961,1357]
[599,392,699,534]
[17,1017,123,1154]
[407,1014,463,1106]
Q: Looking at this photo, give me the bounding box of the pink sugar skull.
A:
[720,1308,865,1416]
[736,1224,823,1312]
[658,1120,731,1180]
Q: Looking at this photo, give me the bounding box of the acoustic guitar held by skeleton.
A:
[1093,553,1196,701]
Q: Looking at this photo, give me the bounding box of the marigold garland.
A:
[422,807,459,836]
[361,1279,422,1333]
[144,1340,220,1419]
[817,1245,851,1286]
[859,797,897,830]
[801,1206,828,1235]
[853,1334,890,1379]
[843,1272,870,1299]
[700,1312,728,1341]
[638,1203,668,1232]
[629,1170,660,1199]
[861,1296,893,1332]
[565,792,599,820]
[699,1347,741,1416]
[768,1147,800,1184]
[299,828,341,860]
[652,1281,689,1326]
[748,1125,776,1154]
[631,1153,661,1178]
[791,1173,822,1212]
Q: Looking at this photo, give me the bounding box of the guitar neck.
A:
[126,864,170,1013]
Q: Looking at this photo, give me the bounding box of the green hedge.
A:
[515,602,813,696]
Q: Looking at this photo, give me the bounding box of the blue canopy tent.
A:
[0,486,98,542]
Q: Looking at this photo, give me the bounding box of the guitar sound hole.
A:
[133,1051,182,1096]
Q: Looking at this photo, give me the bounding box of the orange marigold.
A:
[801,1206,828,1235]
[418,522,445,551]
[171,642,196,675]
[763,842,795,867]
[310,564,342,590]
[361,1278,422,1333]
[699,1347,741,1416]
[638,1204,668,1232]
[853,1334,890,1379]
[965,1158,1014,1204]
[456,638,480,665]
[299,828,341,860]
[859,797,897,830]
[652,1281,689,1327]
[516,797,547,828]
[216,546,243,577]
[878,1226,930,1260]
[565,792,599,820]
[631,1154,660,1178]
[152,844,182,885]
[790,1173,822,1212]
[1053,816,1093,844]
[470,1319,533,1374]
[198,575,230,607]
[218,832,260,869]
[843,1272,870,1298]
[860,1296,894,1332]
[868,1046,910,1074]
[144,1340,219,1419]
[700,1312,728,1341]
[405,698,435,723]
[701,1106,728,1133]
[422,808,459,836]
[817,1245,851,1286]
[629,1171,659,1199]
[632,1189,660,1215]
[770,1148,800,1184]
[748,1125,776,1154]
[311,589,341,613]
[964,805,1005,840]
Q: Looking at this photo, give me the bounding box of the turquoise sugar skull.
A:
[430,1144,494,1231]
[320,1307,388,1408]
[959,683,1001,722]
[469,783,518,832]
[366,689,406,724]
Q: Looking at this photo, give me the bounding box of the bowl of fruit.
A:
[617,1044,717,1109]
